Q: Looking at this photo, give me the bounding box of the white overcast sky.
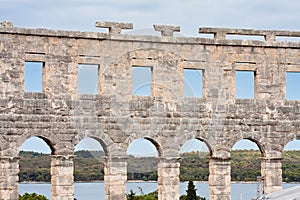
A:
[4,0,300,153]
[1,0,300,35]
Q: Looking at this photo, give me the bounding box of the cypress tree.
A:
[186,180,198,200]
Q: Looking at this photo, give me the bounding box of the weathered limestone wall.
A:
[0,21,299,200]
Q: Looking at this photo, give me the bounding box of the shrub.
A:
[19,193,48,200]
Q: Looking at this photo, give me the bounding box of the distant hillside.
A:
[18,150,300,182]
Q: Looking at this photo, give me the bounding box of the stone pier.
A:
[158,157,180,200]
[261,158,283,194]
[51,155,74,200]
[104,156,127,200]
[0,157,18,200]
[209,157,231,200]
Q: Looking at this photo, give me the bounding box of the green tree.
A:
[126,188,158,200]
[186,180,198,200]
[180,181,206,200]
[19,193,48,200]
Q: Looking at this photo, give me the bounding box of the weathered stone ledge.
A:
[0,25,299,48]
[199,27,300,41]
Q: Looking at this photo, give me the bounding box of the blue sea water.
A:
[19,182,300,200]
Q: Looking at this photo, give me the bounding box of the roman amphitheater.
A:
[0,21,299,199]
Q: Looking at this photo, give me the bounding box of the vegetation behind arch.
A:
[18,150,300,182]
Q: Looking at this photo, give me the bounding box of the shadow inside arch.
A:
[144,137,161,157]
[75,135,109,156]
[19,135,54,154]
[37,136,55,154]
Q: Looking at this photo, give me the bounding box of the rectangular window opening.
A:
[276,36,300,42]
[132,66,152,96]
[236,71,255,99]
[24,61,44,92]
[226,34,265,41]
[286,72,300,100]
[78,64,99,94]
[198,33,215,39]
[184,68,203,98]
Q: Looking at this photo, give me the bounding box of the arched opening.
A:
[179,139,210,200]
[18,136,52,199]
[231,139,262,200]
[74,137,105,200]
[282,140,300,189]
[126,138,158,198]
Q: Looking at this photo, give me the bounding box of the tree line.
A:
[18,150,300,183]
[126,181,206,200]
[18,181,205,200]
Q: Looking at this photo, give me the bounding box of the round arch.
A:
[126,136,161,157]
[282,139,300,183]
[75,136,107,155]
[18,135,53,199]
[126,136,160,196]
[230,138,263,199]
[180,138,212,154]
[177,130,215,156]
[125,134,162,157]
[230,137,266,156]
[178,138,211,200]
[73,136,107,199]
[73,131,115,156]
[17,134,55,154]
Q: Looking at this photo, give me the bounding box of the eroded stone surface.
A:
[95,21,133,35]
[153,24,180,36]
[0,21,299,200]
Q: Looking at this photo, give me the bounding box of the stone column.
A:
[209,157,231,200]
[51,155,74,200]
[104,156,127,200]
[157,157,180,200]
[261,158,282,194]
[0,156,19,200]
